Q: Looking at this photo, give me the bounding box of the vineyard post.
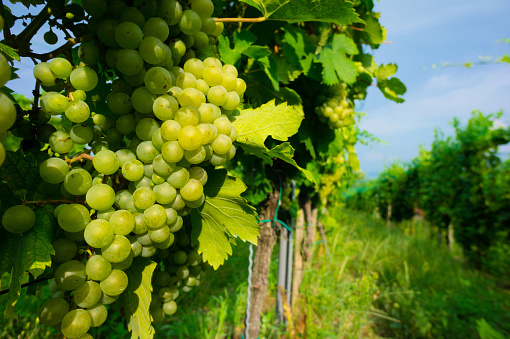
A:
[291,206,305,307]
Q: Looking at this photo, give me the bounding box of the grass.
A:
[2,207,509,338]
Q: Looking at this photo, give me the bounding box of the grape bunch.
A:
[0,0,249,337]
[0,15,15,167]
[314,83,355,130]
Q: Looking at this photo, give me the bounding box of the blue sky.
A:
[357,0,510,178]
[4,1,510,179]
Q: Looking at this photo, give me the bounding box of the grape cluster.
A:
[0,16,15,167]
[314,83,355,130]
[0,0,248,337]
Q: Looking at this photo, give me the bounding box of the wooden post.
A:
[448,224,454,250]
[291,208,305,308]
[303,199,318,262]
[246,190,279,339]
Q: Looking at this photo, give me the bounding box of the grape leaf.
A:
[377,77,406,103]
[240,0,363,25]
[374,63,398,81]
[218,31,258,66]
[1,205,56,318]
[273,54,302,84]
[281,25,315,74]
[125,258,157,339]
[191,169,259,269]
[0,42,20,62]
[0,150,39,194]
[317,35,358,85]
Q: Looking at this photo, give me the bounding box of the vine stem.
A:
[27,35,93,62]
[23,199,86,205]
[214,17,266,23]
[0,277,51,296]
[0,0,13,45]
[67,152,94,164]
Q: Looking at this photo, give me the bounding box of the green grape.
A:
[70,125,94,144]
[33,62,56,86]
[100,269,128,295]
[153,270,171,287]
[139,37,166,65]
[108,92,133,115]
[0,94,16,132]
[64,229,86,243]
[58,204,90,232]
[152,182,177,205]
[141,245,157,257]
[222,64,238,77]
[196,79,209,95]
[211,134,232,154]
[170,193,186,211]
[136,118,159,141]
[136,141,160,163]
[102,235,132,263]
[144,67,173,95]
[197,123,217,144]
[223,91,240,110]
[163,300,177,315]
[110,209,135,235]
[99,293,118,305]
[209,152,227,166]
[108,0,128,18]
[111,251,134,270]
[133,176,152,190]
[130,237,143,256]
[160,120,181,141]
[221,71,237,92]
[178,88,206,109]
[36,123,57,143]
[74,281,102,308]
[121,7,145,27]
[179,10,202,35]
[152,129,165,150]
[137,232,152,246]
[167,214,183,232]
[180,179,203,202]
[133,186,156,210]
[191,0,214,18]
[116,190,132,209]
[49,57,73,79]
[226,145,237,161]
[174,106,201,127]
[149,225,171,243]
[52,238,78,262]
[176,265,190,280]
[176,72,197,89]
[189,166,208,185]
[142,17,169,41]
[161,140,184,163]
[86,184,116,211]
[64,100,90,123]
[152,154,175,177]
[115,21,143,49]
[122,159,145,181]
[84,219,115,248]
[234,78,247,95]
[64,168,92,196]
[184,146,206,164]
[178,125,202,151]
[124,67,147,86]
[70,66,98,92]
[81,0,107,17]
[97,19,119,47]
[203,57,222,68]
[93,150,120,175]
[183,58,205,79]
[158,0,183,25]
[97,207,115,221]
[207,86,228,106]
[154,232,174,249]
[229,127,238,142]
[143,203,167,229]
[54,260,87,290]
[173,250,187,264]
[1,205,36,234]
[116,49,144,76]
[78,42,100,65]
[200,17,216,35]
[131,86,157,113]
[61,309,92,339]
[115,116,136,137]
[105,48,119,69]
[153,94,179,121]
[111,79,132,95]
[44,30,58,45]
[86,255,112,281]
[87,303,108,327]
[187,250,201,266]
[167,166,189,188]
[48,131,74,154]
[213,116,232,135]
[198,103,221,124]
[40,92,69,115]
[38,297,69,326]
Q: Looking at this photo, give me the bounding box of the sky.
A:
[3,1,510,179]
[357,0,510,178]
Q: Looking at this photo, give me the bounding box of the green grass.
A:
[2,208,509,338]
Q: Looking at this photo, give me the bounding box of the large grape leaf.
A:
[231,100,314,184]
[125,258,157,339]
[240,0,363,25]
[281,25,315,74]
[374,64,406,103]
[218,30,258,66]
[1,205,56,318]
[191,169,259,269]
[0,150,39,194]
[317,34,359,85]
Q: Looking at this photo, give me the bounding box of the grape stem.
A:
[15,4,51,55]
[23,198,86,205]
[0,0,13,46]
[0,277,50,296]
[214,17,266,23]
[67,152,94,164]
[27,35,93,62]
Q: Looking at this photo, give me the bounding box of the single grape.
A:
[49,131,74,154]
[143,203,167,229]
[115,21,144,49]
[64,168,92,195]
[122,159,145,181]
[139,37,167,65]
[101,235,132,263]
[38,297,69,326]
[70,125,94,144]
[161,140,184,163]
[136,118,159,141]
[52,238,78,262]
[54,260,87,290]
[178,125,202,151]
[87,303,108,327]
[1,205,36,234]
[61,309,92,339]
[100,269,128,295]
[93,150,120,175]
[0,93,16,132]
[86,184,116,211]
[136,141,160,163]
[84,219,115,248]
[86,255,112,281]
[70,66,98,92]
[74,281,102,308]
[131,86,157,114]
[174,106,201,127]
[179,10,202,35]
[153,94,179,121]
[110,209,135,235]
[207,86,228,106]
[158,0,183,25]
[133,186,156,210]
[58,204,90,232]
[33,62,56,86]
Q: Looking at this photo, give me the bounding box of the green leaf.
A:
[281,25,315,74]
[364,13,384,45]
[218,31,258,66]
[1,205,56,318]
[0,42,20,62]
[377,77,406,103]
[273,54,302,84]
[240,0,363,25]
[125,258,157,339]
[317,35,358,85]
[262,55,280,91]
[0,150,39,194]
[498,55,510,64]
[191,169,259,269]
[265,142,317,184]
[374,63,398,81]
